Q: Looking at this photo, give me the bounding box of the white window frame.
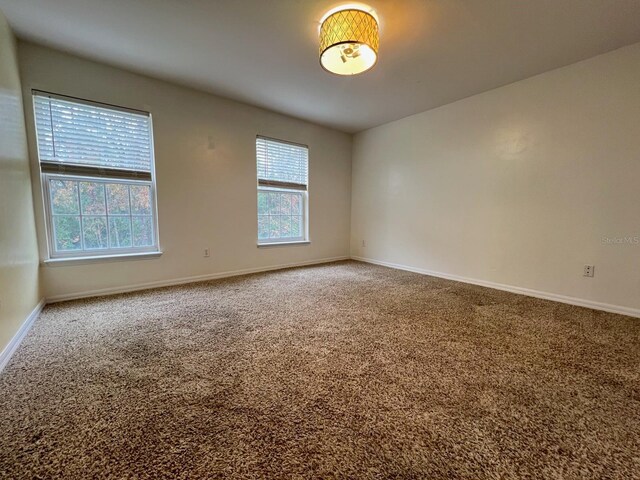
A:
[32,91,160,260]
[257,186,309,245]
[256,136,309,246]
[42,173,160,259]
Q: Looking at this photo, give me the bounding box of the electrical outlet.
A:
[362,240,366,247]
[204,248,210,258]
[583,265,594,277]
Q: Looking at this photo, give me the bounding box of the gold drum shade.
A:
[319,8,379,75]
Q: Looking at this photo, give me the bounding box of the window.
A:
[256,136,308,244]
[33,91,159,259]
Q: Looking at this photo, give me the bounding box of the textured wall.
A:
[351,42,640,312]
[0,12,40,352]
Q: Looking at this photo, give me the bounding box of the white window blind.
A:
[256,136,308,190]
[34,91,152,179]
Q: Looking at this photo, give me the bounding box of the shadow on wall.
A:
[0,88,37,266]
[0,89,26,162]
[0,84,41,353]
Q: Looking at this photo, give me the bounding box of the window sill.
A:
[42,251,163,267]
[257,241,310,248]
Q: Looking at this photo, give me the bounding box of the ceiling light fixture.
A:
[319,6,379,76]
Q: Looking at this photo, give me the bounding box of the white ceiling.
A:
[2,0,640,133]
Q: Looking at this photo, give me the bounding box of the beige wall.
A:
[11,37,640,314]
[0,14,41,352]
[351,42,640,313]
[18,42,352,301]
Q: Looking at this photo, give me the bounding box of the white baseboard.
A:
[46,256,350,303]
[351,256,640,319]
[0,298,46,373]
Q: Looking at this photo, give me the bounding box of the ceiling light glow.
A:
[319,6,379,76]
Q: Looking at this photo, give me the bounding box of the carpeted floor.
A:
[0,261,638,479]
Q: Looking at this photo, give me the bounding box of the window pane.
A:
[53,216,82,251]
[258,216,269,239]
[280,216,291,237]
[291,216,302,237]
[291,194,302,215]
[107,183,130,215]
[83,216,108,249]
[269,216,280,239]
[257,191,268,215]
[79,182,106,215]
[132,216,153,247]
[130,185,152,215]
[268,192,279,215]
[280,194,291,215]
[109,217,132,248]
[50,179,79,215]
[256,189,305,242]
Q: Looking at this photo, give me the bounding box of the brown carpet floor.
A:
[0,261,638,479]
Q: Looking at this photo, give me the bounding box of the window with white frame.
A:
[33,91,159,259]
[256,136,308,244]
